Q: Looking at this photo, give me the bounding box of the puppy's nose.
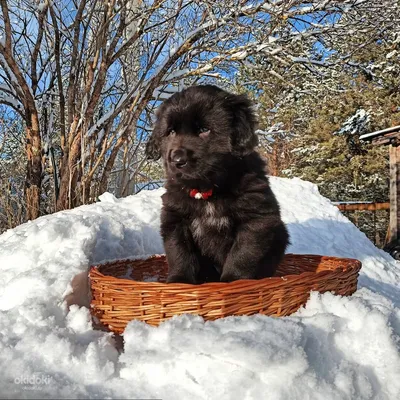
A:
[171,149,188,168]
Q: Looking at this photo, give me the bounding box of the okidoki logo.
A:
[14,374,53,386]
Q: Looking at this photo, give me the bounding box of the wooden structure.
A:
[334,202,390,212]
[360,125,400,243]
[334,202,390,247]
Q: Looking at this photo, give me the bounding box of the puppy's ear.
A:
[145,109,164,160]
[230,94,258,156]
[145,130,161,160]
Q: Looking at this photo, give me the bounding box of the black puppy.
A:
[146,85,289,283]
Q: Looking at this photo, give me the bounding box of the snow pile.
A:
[0,177,399,399]
[335,109,371,137]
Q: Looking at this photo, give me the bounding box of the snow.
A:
[336,109,371,136]
[386,50,397,59]
[95,128,105,147]
[153,84,182,100]
[0,93,23,110]
[162,68,190,82]
[87,106,117,139]
[290,56,333,67]
[231,50,248,60]
[0,177,399,399]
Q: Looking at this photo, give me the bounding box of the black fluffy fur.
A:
[146,85,290,283]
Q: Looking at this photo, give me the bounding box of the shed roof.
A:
[360,125,400,141]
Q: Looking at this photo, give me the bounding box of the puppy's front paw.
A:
[166,274,196,284]
[220,269,254,282]
[220,271,241,282]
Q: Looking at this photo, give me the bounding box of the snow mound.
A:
[0,177,399,399]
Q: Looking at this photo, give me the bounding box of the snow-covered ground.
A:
[0,177,399,399]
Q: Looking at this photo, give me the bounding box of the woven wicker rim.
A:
[89,253,361,289]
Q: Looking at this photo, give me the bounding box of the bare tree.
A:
[0,1,47,219]
[0,106,25,230]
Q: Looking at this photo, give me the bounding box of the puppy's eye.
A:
[167,129,176,137]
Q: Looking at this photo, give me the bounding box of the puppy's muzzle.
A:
[171,148,188,169]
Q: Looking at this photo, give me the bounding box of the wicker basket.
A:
[89,254,361,334]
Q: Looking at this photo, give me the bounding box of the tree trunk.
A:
[56,128,83,211]
[24,115,42,221]
[57,167,69,211]
[57,158,81,211]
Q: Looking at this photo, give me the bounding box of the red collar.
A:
[189,188,213,200]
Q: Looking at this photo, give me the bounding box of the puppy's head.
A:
[145,85,258,183]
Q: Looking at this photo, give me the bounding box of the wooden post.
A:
[389,145,400,243]
[335,202,390,211]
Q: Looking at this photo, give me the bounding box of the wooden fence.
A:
[334,202,390,247]
[335,202,390,212]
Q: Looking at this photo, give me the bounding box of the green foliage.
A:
[239,74,397,203]
[281,84,393,202]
